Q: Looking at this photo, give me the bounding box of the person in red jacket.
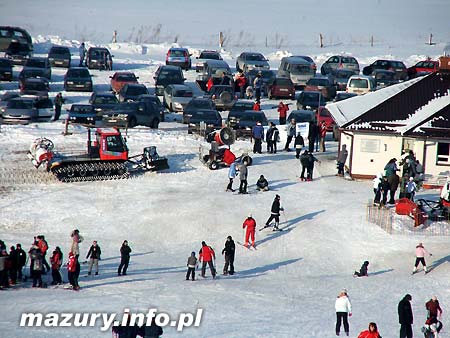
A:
[242,213,257,248]
[357,322,382,338]
[319,121,328,152]
[50,247,63,285]
[67,251,80,290]
[277,101,289,125]
[426,296,442,320]
[37,235,50,273]
[199,241,216,278]
[253,100,261,111]
[206,77,214,92]
[235,71,247,99]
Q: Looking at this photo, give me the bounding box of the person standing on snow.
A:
[70,229,84,259]
[294,132,305,159]
[426,296,442,320]
[186,251,197,281]
[413,242,432,274]
[118,240,132,276]
[266,122,279,154]
[86,240,101,276]
[388,172,400,204]
[335,288,352,336]
[29,242,43,288]
[319,121,327,152]
[16,243,26,281]
[238,161,248,194]
[199,241,216,278]
[277,101,289,125]
[357,322,382,338]
[50,246,63,285]
[226,161,238,192]
[398,294,413,338]
[406,177,417,201]
[284,118,296,151]
[222,235,235,275]
[299,150,309,181]
[252,121,264,154]
[337,145,348,177]
[253,72,262,101]
[253,99,261,111]
[235,71,247,99]
[79,42,87,67]
[372,173,383,205]
[67,251,80,290]
[242,214,257,248]
[379,175,390,207]
[36,235,50,274]
[306,151,320,181]
[264,194,283,231]
[53,92,65,121]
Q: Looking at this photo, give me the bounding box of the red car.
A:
[407,60,438,78]
[316,106,336,132]
[268,77,295,99]
[110,72,139,93]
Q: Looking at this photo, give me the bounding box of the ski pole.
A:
[282,209,288,224]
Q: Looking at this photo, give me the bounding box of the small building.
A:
[326,71,450,184]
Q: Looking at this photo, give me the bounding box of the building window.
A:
[437,142,450,165]
[360,139,380,153]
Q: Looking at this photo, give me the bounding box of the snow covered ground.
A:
[1,1,450,337]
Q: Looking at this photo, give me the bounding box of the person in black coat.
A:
[380,176,391,206]
[140,318,163,338]
[308,122,318,153]
[265,194,283,230]
[16,243,26,281]
[112,313,140,338]
[398,294,413,338]
[8,246,18,284]
[86,240,101,276]
[294,132,305,159]
[353,261,369,277]
[306,152,320,181]
[118,240,132,276]
[222,235,235,275]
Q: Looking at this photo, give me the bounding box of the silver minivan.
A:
[278,56,316,88]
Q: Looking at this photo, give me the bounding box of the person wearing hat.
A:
[265,195,283,231]
[256,175,269,191]
[199,241,216,278]
[353,261,369,277]
[242,214,257,248]
[53,92,65,121]
[398,294,413,338]
[413,242,432,274]
[277,101,289,125]
[221,235,235,275]
[335,288,352,336]
[186,251,197,281]
[405,177,417,201]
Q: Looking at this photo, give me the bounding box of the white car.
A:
[163,84,193,112]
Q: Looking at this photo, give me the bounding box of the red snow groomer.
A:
[28,128,169,182]
[199,127,252,170]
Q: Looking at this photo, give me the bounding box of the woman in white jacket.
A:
[335,289,352,336]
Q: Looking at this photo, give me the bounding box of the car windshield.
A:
[25,82,48,91]
[211,86,233,95]
[170,50,186,57]
[342,57,357,64]
[191,111,218,119]
[8,42,30,53]
[188,99,212,109]
[94,96,118,104]
[117,74,136,81]
[126,86,147,95]
[26,59,46,68]
[290,64,314,74]
[274,78,292,86]
[211,67,229,75]
[90,50,108,60]
[20,69,42,78]
[290,112,313,122]
[174,89,193,97]
[50,47,70,56]
[349,78,369,88]
[105,135,126,152]
[334,70,353,79]
[233,102,254,110]
[307,78,330,86]
[8,100,33,109]
[200,52,220,60]
[391,61,406,70]
[302,92,320,101]
[375,72,395,80]
[158,71,182,82]
[68,69,90,77]
[246,54,265,61]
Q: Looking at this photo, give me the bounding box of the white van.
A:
[346,75,376,95]
[278,56,316,88]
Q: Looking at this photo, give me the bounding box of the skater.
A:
[37,235,50,273]
[335,288,352,336]
[413,242,432,274]
[299,150,309,181]
[398,294,413,338]
[294,132,305,159]
[221,235,235,275]
[50,246,63,285]
[337,145,348,177]
[226,161,238,192]
[140,317,163,338]
[16,243,26,281]
[79,42,87,67]
[256,175,269,191]
[306,151,320,181]
[357,322,382,338]
[118,240,132,276]
[284,118,296,151]
[186,251,197,281]
[265,194,283,231]
[238,161,248,194]
[29,242,43,288]
[253,71,262,101]
[277,101,289,125]
[252,121,264,154]
[242,214,257,248]
[53,92,65,121]
[86,240,101,276]
[319,121,327,152]
[70,229,84,259]
[388,172,400,204]
[67,251,80,290]
[199,241,216,278]
[406,177,417,201]
[426,296,442,320]
[353,261,369,277]
[266,122,279,154]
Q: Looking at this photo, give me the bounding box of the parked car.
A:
[118,83,149,103]
[101,99,162,128]
[47,46,71,68]
[89,92,120,116]
[154,65,185,96]
[134,94,165,124]
[206,85,237,111]
[321,55,359,76]
[227,110,268,138]
[186,109,222,134]
[229,100,255,114]
[0,58,13,81]
[18,68,44,88]
[236,52,270,73]
[304,76,337,100]
[346,75,376,95]
[316,106,336,131]
[166,47,191,70]
[296,91,326,110]
[333,69,355,91]
[86,47,113,70]
[373,70,399,89]
[196,59,231,90]
[195,50,223,72]
[362,59,408,81]
[246,69,276,97]
[267,77,295,99]
[2,96,54,123]
[183,97,216,124]
[23,57,51,80]
[0,26,33,52]
[20,77,50,97]
[163,84,193,112]
[67,104,97,125]
[0,91,20,115]
[407,60,439,78]
[278,56,316,88]
[64,67,93,92]
[110,72,139,93]
[287,110,315,123]
[4,41,32,65]
[334,92,357,102]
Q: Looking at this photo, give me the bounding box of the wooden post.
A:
[371,35,374,47]
[265,36,268,48]
[219,32,224,48]
[112,30,117,43]
[319,33,323,48]
[429,33,433,45]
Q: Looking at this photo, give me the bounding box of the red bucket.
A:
[395,198,417,215]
